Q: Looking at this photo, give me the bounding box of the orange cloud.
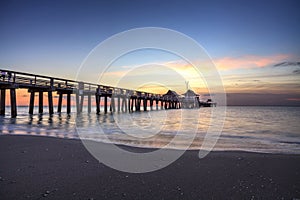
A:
[287,98,300,101]
[214,54,290,70]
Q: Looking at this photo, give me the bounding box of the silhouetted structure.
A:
[180,89,217,108]
[201,98,217,107]
[0,69,182,117]
[181,89,199,108]
[162,90,181,109]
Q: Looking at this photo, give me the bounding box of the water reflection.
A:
[0,106,300,154]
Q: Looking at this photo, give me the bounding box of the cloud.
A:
[293,69,300,74]
[214,54,290,70]
[272,61,300,75]
[101,70,128,77]
[287,98,300,101]
[274,61,300,67]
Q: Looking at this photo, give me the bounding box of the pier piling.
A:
[79,95,84,113]
[57,93,63,113]
[29,92,35,115]
[48,91,54,115]
[96,95,100,114]
[10,89,17,117]
[0,89,6,115]
[67,93,71,114]
[76,94,80,113]
[38,91,43,114]
[128,97,131,112]
[111,96,115,112]
[88,94,91,113]
[124,97,127,112]
[143,99,147,111]
[104,96,108,114]
[117,96,121,112]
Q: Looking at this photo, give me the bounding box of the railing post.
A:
[13,73,16,83]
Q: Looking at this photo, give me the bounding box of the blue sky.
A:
[1,0,300,105]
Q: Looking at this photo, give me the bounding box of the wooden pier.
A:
[0,69,181,118]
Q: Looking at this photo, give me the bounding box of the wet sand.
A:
[0,135,299,200]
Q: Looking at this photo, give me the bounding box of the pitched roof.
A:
[182,89,198,96]
[163,90,179,97]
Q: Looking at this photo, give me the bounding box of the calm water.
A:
[0,106,299,154]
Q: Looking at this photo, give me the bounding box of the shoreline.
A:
[1,133,299,155]
[0,134,300,199]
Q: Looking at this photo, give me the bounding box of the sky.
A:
[0,0,300,105]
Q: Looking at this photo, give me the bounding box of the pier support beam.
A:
[124,97,127,112]
[67,93,71,114]
[10,89,17,118]
[95,95,100,114]
[128,97,131,112]
[121,97,124,112]
[48,91,53,115]
[38,91,43,114]
[111,97,115,112]
[88,94,91,113]
[131,98,134,112]
[0,89,6,115]
[143,99,147,111]
[104,96,108,114]
[57,93,63,113]
[117,96,121,112]
[29,92,35,115]
[139,99,142,111]
[136,99,140,111]
[79,95,84,113]
[150,99,153,111]
[76,93,80,113]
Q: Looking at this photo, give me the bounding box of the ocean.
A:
[0,106,299,154]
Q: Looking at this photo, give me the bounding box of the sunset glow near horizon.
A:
[1,0,299,106]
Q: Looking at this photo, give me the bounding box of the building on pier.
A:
[181,89,199,109]
[180,89,217,108]
[162,90,181,109]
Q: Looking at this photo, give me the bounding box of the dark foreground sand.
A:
[0,135,299,200]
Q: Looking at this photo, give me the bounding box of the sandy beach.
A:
[0,135,299,200]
